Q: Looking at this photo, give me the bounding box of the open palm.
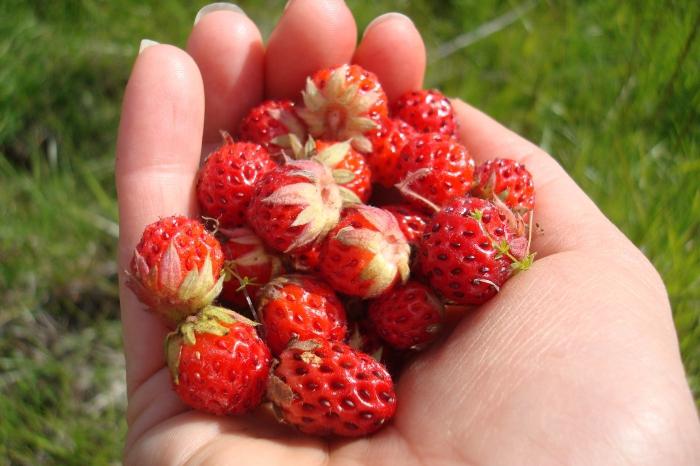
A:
[116,2,699,464]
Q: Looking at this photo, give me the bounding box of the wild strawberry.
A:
[257,274,347,355]
[267,339,397,437]
[127,216,224,326]
[165,306,271,415]
[473,158,535,216]
[289,136,372,203]
[319,205,410,298]
[391,89,457,138]
[246,159,342,254]
[365,117,416,187]
[287,240,322,272]
[418,196,533,305]
[196,133,276,228]
[298,64,387,154]
[383,204,429,248]
[395,133,476,212]
[368,280,444,350]
[238,100,307,157]
[219,227,284,310]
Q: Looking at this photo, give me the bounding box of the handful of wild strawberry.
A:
[127,64,536,437]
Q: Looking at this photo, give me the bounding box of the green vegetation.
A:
[1,0,697,463]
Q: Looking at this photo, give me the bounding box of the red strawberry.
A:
[391,89,457,138]
[383,204,429,248]
[473,158,535,216]
[238,100,307,157]
[368,280,444,350]
[127,216,224,326]
[257,274,347,355]
[319,205,410,298]
[395,133,476,212]
[219,227,284,309]
[196,133,276,228]
[247,159,342,254]
[289,137,372,203]
[298,64,387,154]
[267,339,397,437]
[287,240,322,272]
[365,117,416,187]
[165,306,271,415]
[418,196,533,305]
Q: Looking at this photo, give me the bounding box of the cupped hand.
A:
[116,2,700,464]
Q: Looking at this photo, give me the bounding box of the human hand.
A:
[116,2,700,464]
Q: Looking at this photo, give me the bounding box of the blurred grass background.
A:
[0,0,698,463]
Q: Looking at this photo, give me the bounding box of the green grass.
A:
[1,0,698,463]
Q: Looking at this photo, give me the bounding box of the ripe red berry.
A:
[298,64,387,154]
[127,216,224,326]
[383,204,430,248]
[418,196,532,305]
[165,306,271,415]
[391,89,457,138]
[319,205,410,298]
[247,159,342,254]
[238,100,307,157]
[219,227,284,309]
[365,117,417,187]
[267,339,397,437]
[473,158,535,215]
[395,133,476,212]
[196,133,276,228]
[368,280,444,350]
[257,274,347,355]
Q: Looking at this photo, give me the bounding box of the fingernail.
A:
[363,12,413,38]
[139,39,159,54]
[194,2,245,25]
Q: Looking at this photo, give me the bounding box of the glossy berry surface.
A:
[268,339,397,437]
[368,280,443,350]
[257,274,347,355]
[391,89,457,138]
[418,196,527,305]
[196,135,276,228]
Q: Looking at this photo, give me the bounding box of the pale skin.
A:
[116,2,700,465]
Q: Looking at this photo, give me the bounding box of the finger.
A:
[265,0,357,99]
[353,12,426,102]
[116,44,204,395]
[187,7,264,144]
[452,100,624,257]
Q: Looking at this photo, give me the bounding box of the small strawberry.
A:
[472,158,535,216]
[298,64,387,154]
[257,274,347,355]
[418,196,533,305]
[394,133,476,212]
[127,216,224,326]
[247,158,342,254]
[287,240,322,272]
[368,280,444,350]
[196,133,276,228]
[319,205,410,298]
[365,117,417,187]
[238,100,307,157]
[165,306,271,415]
[267,339,397,437]
[383,204,429,248]
[391,89,457,138]
[289,136,372,203]
[219,227,284,310]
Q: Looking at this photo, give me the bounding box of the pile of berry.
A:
[127,64,535,437]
